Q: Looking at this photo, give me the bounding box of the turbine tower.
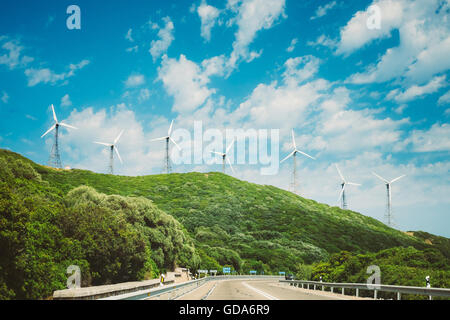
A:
[151,120,181,174]
[41,104,77,168]
[280,129,315,194]
[335,164,361,209]
[211,139,235,174]
[372,172,406,227]
[93,130,124,175]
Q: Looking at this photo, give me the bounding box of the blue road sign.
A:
[279,272,285,275]
[223,267,231,274]
[249,270,257,274]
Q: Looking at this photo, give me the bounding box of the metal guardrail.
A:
[101,275,283,300]
[280,280,450,300]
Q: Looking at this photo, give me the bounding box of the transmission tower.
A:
[48,124,62,168]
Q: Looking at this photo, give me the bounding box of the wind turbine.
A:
[41,104,77,168]
[211,139,235,175]
[93,130,124,175]
[151,120,181,174]
[335,164,361,209]
[372,172,406,227]
[280,129,315,194]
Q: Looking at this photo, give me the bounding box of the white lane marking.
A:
[174,281,212,300]
[202,283,217,300]
[243,282,279,300]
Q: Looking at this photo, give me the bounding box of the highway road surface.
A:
[176,279,368,300]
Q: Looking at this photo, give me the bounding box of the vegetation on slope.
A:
[0,149,448,299]
[310,246,450,300]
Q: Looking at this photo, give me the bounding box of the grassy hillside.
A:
[0,149,447,299]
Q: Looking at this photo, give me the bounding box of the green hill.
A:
[0,149,448,299]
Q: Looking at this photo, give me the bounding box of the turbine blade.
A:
[338,184,346,203]
[347,182,361,186]
[390,175,406,184]
[114,146,123,164]
[335,164,345,182]
[372,172,389,183]
[51,104,58,123]
[295,149,315,160]
[280,150,295,163]
[291,129,297,150]
[226,139,235,154]
[114,129,124,144]
[226,157,235,175]
[211,151,224,156]
[59,122,77,130]
[93,141,112,147]
[168,120,174,136]
[41,124,56,138]
[151,136,168,142]
[170,137,181,150]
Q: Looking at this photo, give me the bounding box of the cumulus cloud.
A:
[124,73,145,88]
[342,0,450,85]
[1,91,9,103]
[158,54,216,113]
[402,123,450,152]
[387,75,447,103]
[438,90,450,106]
[286,38,298,52]
[149,17,175,61]
[61,94,72,107]
[227,0,286,69]
[197,0,221,41]
[25,60,90,87]
[310,1,337,20]
[0,38,34,69]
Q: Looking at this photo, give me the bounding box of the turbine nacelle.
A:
[41,104,77,138]
[211,139,236,174]
[280,129,315,163]
[93,129,124,164]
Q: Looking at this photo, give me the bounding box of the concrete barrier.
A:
[53,276,175,300]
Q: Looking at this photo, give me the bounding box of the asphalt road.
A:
[177,279,360,300]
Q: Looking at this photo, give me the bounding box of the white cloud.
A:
[343,0,450,85]
[61,94,72,107]
[1,91,9,103]
[282,55,321,85]
[307,34,337,49]
[336,0,404,56]
[310,1,337,20]
[124,73,145,88]
[0,38,34,69]
[149,17,175,61]
[158,54,215,113]
[387,75,447,103]
[402,123,450,152]
[138,88,151,103]
[125,28,134,42]
[438,90,450,106]
[60,104,163,175]
[126,45,139,53]
[227,0,286,69]
[24,60,90,87]
[286,38,298,52]
[197,0,221,41]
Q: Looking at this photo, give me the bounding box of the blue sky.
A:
[0,0,449,237]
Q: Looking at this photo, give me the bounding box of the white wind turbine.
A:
[93,130,124,175]
[335,164,361,210]
[280,129,315,194]
[211,139,235,175]
[151,120,181,174]
[372,172,406,227]
[41,104,77,168]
